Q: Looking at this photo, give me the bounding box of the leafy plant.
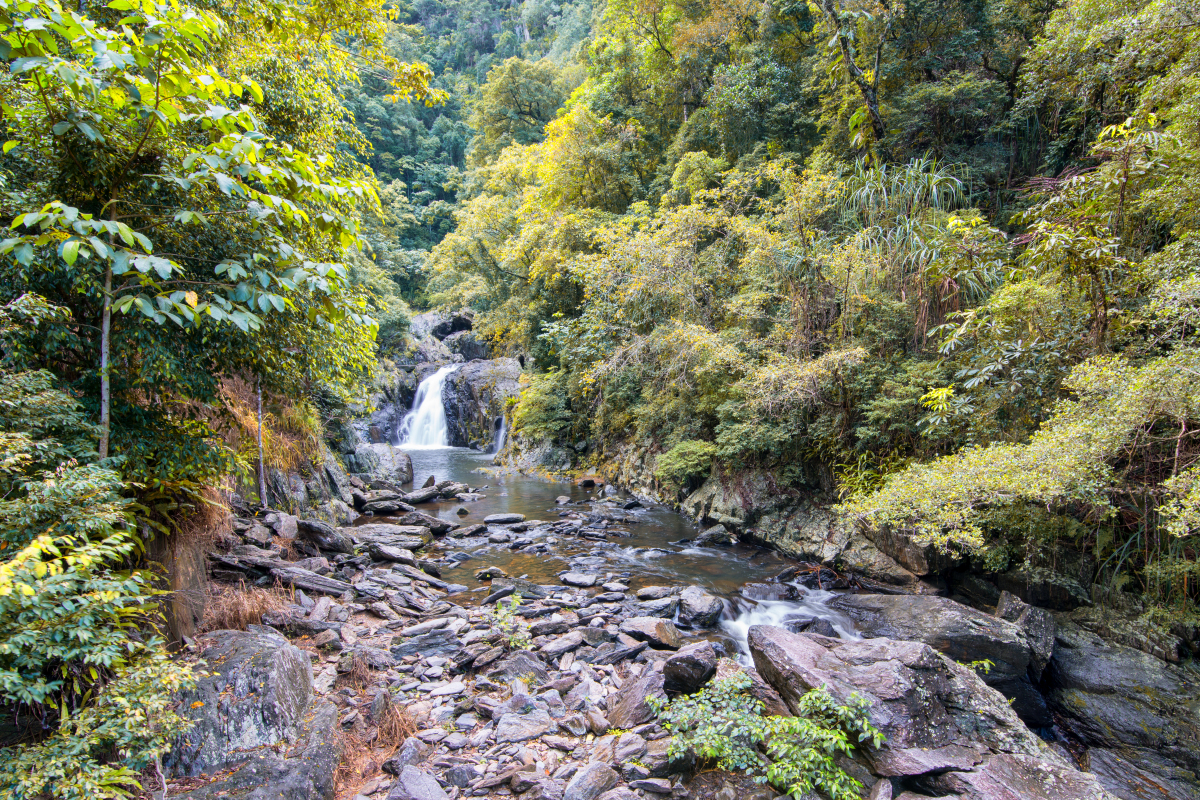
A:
[649,672,883,800]
[488,593,531,650]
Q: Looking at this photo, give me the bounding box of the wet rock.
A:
[748,626,1110,800]
[1046,621,1200,799]
[485,513,526,524]
[476,565,508,580]
[663,641,718,694]
[563,763,618,800]
[442,358,521,450]
[387,765,450,800]
[618,617,682,650]
[607,671,666,729]
[561,572,599,587]
[296,518,355,554]
[490,577,553,599]
[693,524,735,547]
[828,593,1049,725]
[495,709,556,742]
[635,586,674,600]
[677,586,723,627]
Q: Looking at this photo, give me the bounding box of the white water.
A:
[491,416,508,454]
[721,586,860,665]
[398,365,459,448]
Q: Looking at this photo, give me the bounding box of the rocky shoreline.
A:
[161,473,1200,800]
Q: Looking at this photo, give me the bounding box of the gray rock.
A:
[485,513,526,524]
[387,765,449,800]
[636,597,679,618]
[347,443,414,486]
[166,629,314,776]
[542,631,586,658]
[562,763,618,800]
[442,358,521,450]
[488,650,550,684]
[495,709,556,742]
[693,524,734,546]
[390,628,461,659]
[677,586,723,627]
[606,671,666,729]
[1046,621,1200,799]
[995,590,1055,679]
[663,641,718,694]
[446,763,479,788]
[618,617,682,649]
[383,736,431,774]
[296,518,355,554]
[561,572,598,587]
[635,586,674,600]
[748,625,1110,800]
[443,330,488,360]
[351,523,429,551]
[366,543,418,565]
[828,593,1049,725]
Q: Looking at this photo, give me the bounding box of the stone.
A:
[677,586,723,627]
[1046,621,1200,799]
[618,617,682,650]
[995,590,1055,679]
[562,763,618,800]
[403,487,442,504]
[637,597,678,618]
[542,631,586,658]
[383,737,431,774]
[692,524,734,546]
[606,671,666,729]
[347,443,414,486]
[295,518,355,554]
[165,629,315,776]
[352,523,430,550]
[488,650,551,684]
[663,641,718,694]
[828,593,1049,725]
[390,628,461,659]
[998,566,1091,611]
[561,572,599,587]
[495,709,556,742]
[367,543,418,566]
[635,586,674,600]
[387,765,450,800]
[748,625,1111,800]
[485,513,526,524]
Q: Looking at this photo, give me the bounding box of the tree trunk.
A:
[257,377,267,507]
[98,264,112,459]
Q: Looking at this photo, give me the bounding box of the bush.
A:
[650,672,882,800]
[653,439,717,491]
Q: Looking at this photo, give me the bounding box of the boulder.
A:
[495,709,556,742]
[295,518,355,554]
[693,524,734,546]
[828,593,1050,725]
[618,617,682,649]
[606,671,666,729]
[1046,621,1200,800]
[677,586,723,627]
[166,630,341,799]
[995,590,1055,679]
[997,566,1091,611]
[748,626,1111,800]
[663,641,718,694]
[346,442,414,486]
[485,513,526,524]
[443,330,489,360]
[350,523,429,551]
[563,763,619,800]
[387,765,450,800]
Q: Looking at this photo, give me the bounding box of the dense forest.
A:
[2,0,1200,797]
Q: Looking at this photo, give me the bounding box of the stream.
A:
[362,368,860,662]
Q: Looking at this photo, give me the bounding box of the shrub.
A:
[650,672,882,800]
[653,439,717,491]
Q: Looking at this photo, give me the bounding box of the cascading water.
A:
[397,364,459,448]
[721,585,860,665]
[491,416,508,454]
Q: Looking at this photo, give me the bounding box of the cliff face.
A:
[441,358,521,450]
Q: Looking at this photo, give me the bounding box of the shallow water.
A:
[364,444,852,660]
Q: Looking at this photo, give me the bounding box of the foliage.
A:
[487,593,531,650]
[650,672,883,800]
[653,439,717,491]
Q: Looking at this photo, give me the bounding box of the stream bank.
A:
[165,320,1199,800]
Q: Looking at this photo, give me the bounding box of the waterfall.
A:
[491,416,508,454]
[398,364,459,448]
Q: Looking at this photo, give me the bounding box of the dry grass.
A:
[337,652,377,691]
[333,701,416,799]
[176,485,236,550]
[219,376,324,478]
[200,580,290,632]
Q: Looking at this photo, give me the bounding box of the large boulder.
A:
[296,518,355,554]
[748,626,1112,800]
[410,309,473,341]
[1046,621,1200,800]
[166,630,340,799]
[677,586,724,627]
[345,443,413,486]
[828,593,1050,725]
[444,330,489,360]
[442,358,521,450]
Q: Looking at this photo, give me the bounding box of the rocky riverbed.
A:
[161,461,1200,800]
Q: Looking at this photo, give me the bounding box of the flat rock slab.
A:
[387,765,450,800]
[561,572,598,587]
[495,709,556,742]
[618,617,682,649]
[485,513,526,524]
